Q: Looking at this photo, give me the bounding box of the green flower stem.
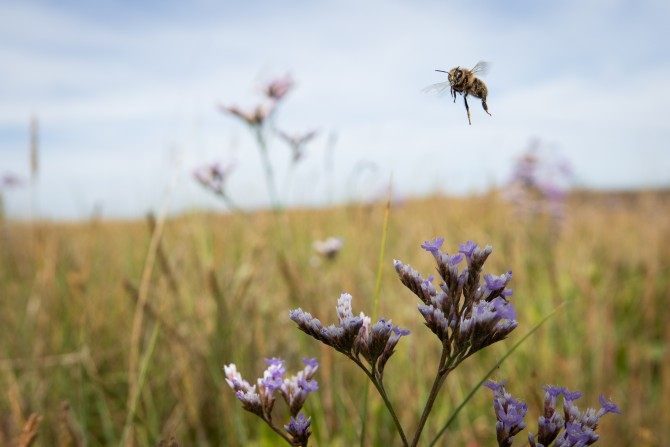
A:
[254,127,281,211]
[350,356,409,447]
[410,345,453,447]
[259,415,297,446]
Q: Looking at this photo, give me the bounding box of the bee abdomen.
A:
[470,78,488,99]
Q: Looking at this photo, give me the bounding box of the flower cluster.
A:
[1,173,23,190]
[484,380,528,447]
[485,380,621,447]
[502,141,573,225]
[218,74,295,129]
[394,238,517,370]
[312,236,344,260]
[219,76,293,128]
[193,161,234,197]
[279,129,319,162]
[205,74,319,210]
[224,357,318,445]
[259,75,294,101]
[290,292,409,380]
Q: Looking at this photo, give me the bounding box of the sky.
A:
[1,0,668,220]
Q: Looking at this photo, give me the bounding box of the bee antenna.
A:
[435,69,448,73]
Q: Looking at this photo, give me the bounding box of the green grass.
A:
[1,189,668,446]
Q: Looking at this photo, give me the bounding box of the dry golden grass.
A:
[1,189,668,446]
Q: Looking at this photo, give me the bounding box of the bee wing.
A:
[422,81,452,96]
[471,61,489,75]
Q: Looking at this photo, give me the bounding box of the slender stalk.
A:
[126,164,178,445]
[410,345,452,447]
[350,356,409,446]
[369,376,409,447]
[359,382,371,447]
[254,127,281,210]
[119,322,161,447]
[217,191,244,214]
[372,180,392,318]
[360,180,393,447]
[260,416,295,446]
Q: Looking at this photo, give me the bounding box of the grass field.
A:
[1,189,668,446]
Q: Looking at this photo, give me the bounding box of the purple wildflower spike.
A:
[396,238,516,366]
[224,363,264,415]
[534,385,566,445]
[218,102,275,127]
[485,380,528,447]
[280,359,319,416]
[224,357,320,428]
[284,413,312,445]
[291,293,408,378]
[290,294,364,356]
[260,75,294,101]
[260,358,286,393]
[193,161,234,196]
[279,129,319,162]
[374,323,410,380]
[523,384,620,447]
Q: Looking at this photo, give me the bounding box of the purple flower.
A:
[290,293,364,356]
[556,421,599,446]
[524,385,621,447]
[284,413,312,444]
[218,102,275,127]
[534,385,566,445]
[421,237,444,253]
[485,380,527,447]
[291,293,407,378]
[313,236,344,260]
[457,297,518,353]
[224,357,319,422]
[563,390,583,403]
[1,173,24,189]
[598,395,622,416]
[260,75,294,101]
[484,380,507,392]
[483,271,514,299]
[458,240,478,261]
[224,364,263,415]
[260,357,286,393]
[193,161,234,196]
[357,316,410,379]
[492,297,518,320]
[279,359,319,416]
[397,239,517,361]
[279,129,319,162]
[504,141,573,226]
[234,389,263,415]
[302,357,319,375]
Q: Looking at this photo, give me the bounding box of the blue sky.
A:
[1,0,668,220]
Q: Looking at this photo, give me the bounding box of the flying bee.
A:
[423,61,491,125]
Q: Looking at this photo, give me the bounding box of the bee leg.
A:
[451,87,456,103]
[481,98,492,116]
[463,94,472,125]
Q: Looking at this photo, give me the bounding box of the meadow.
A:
[1,189,668,446]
